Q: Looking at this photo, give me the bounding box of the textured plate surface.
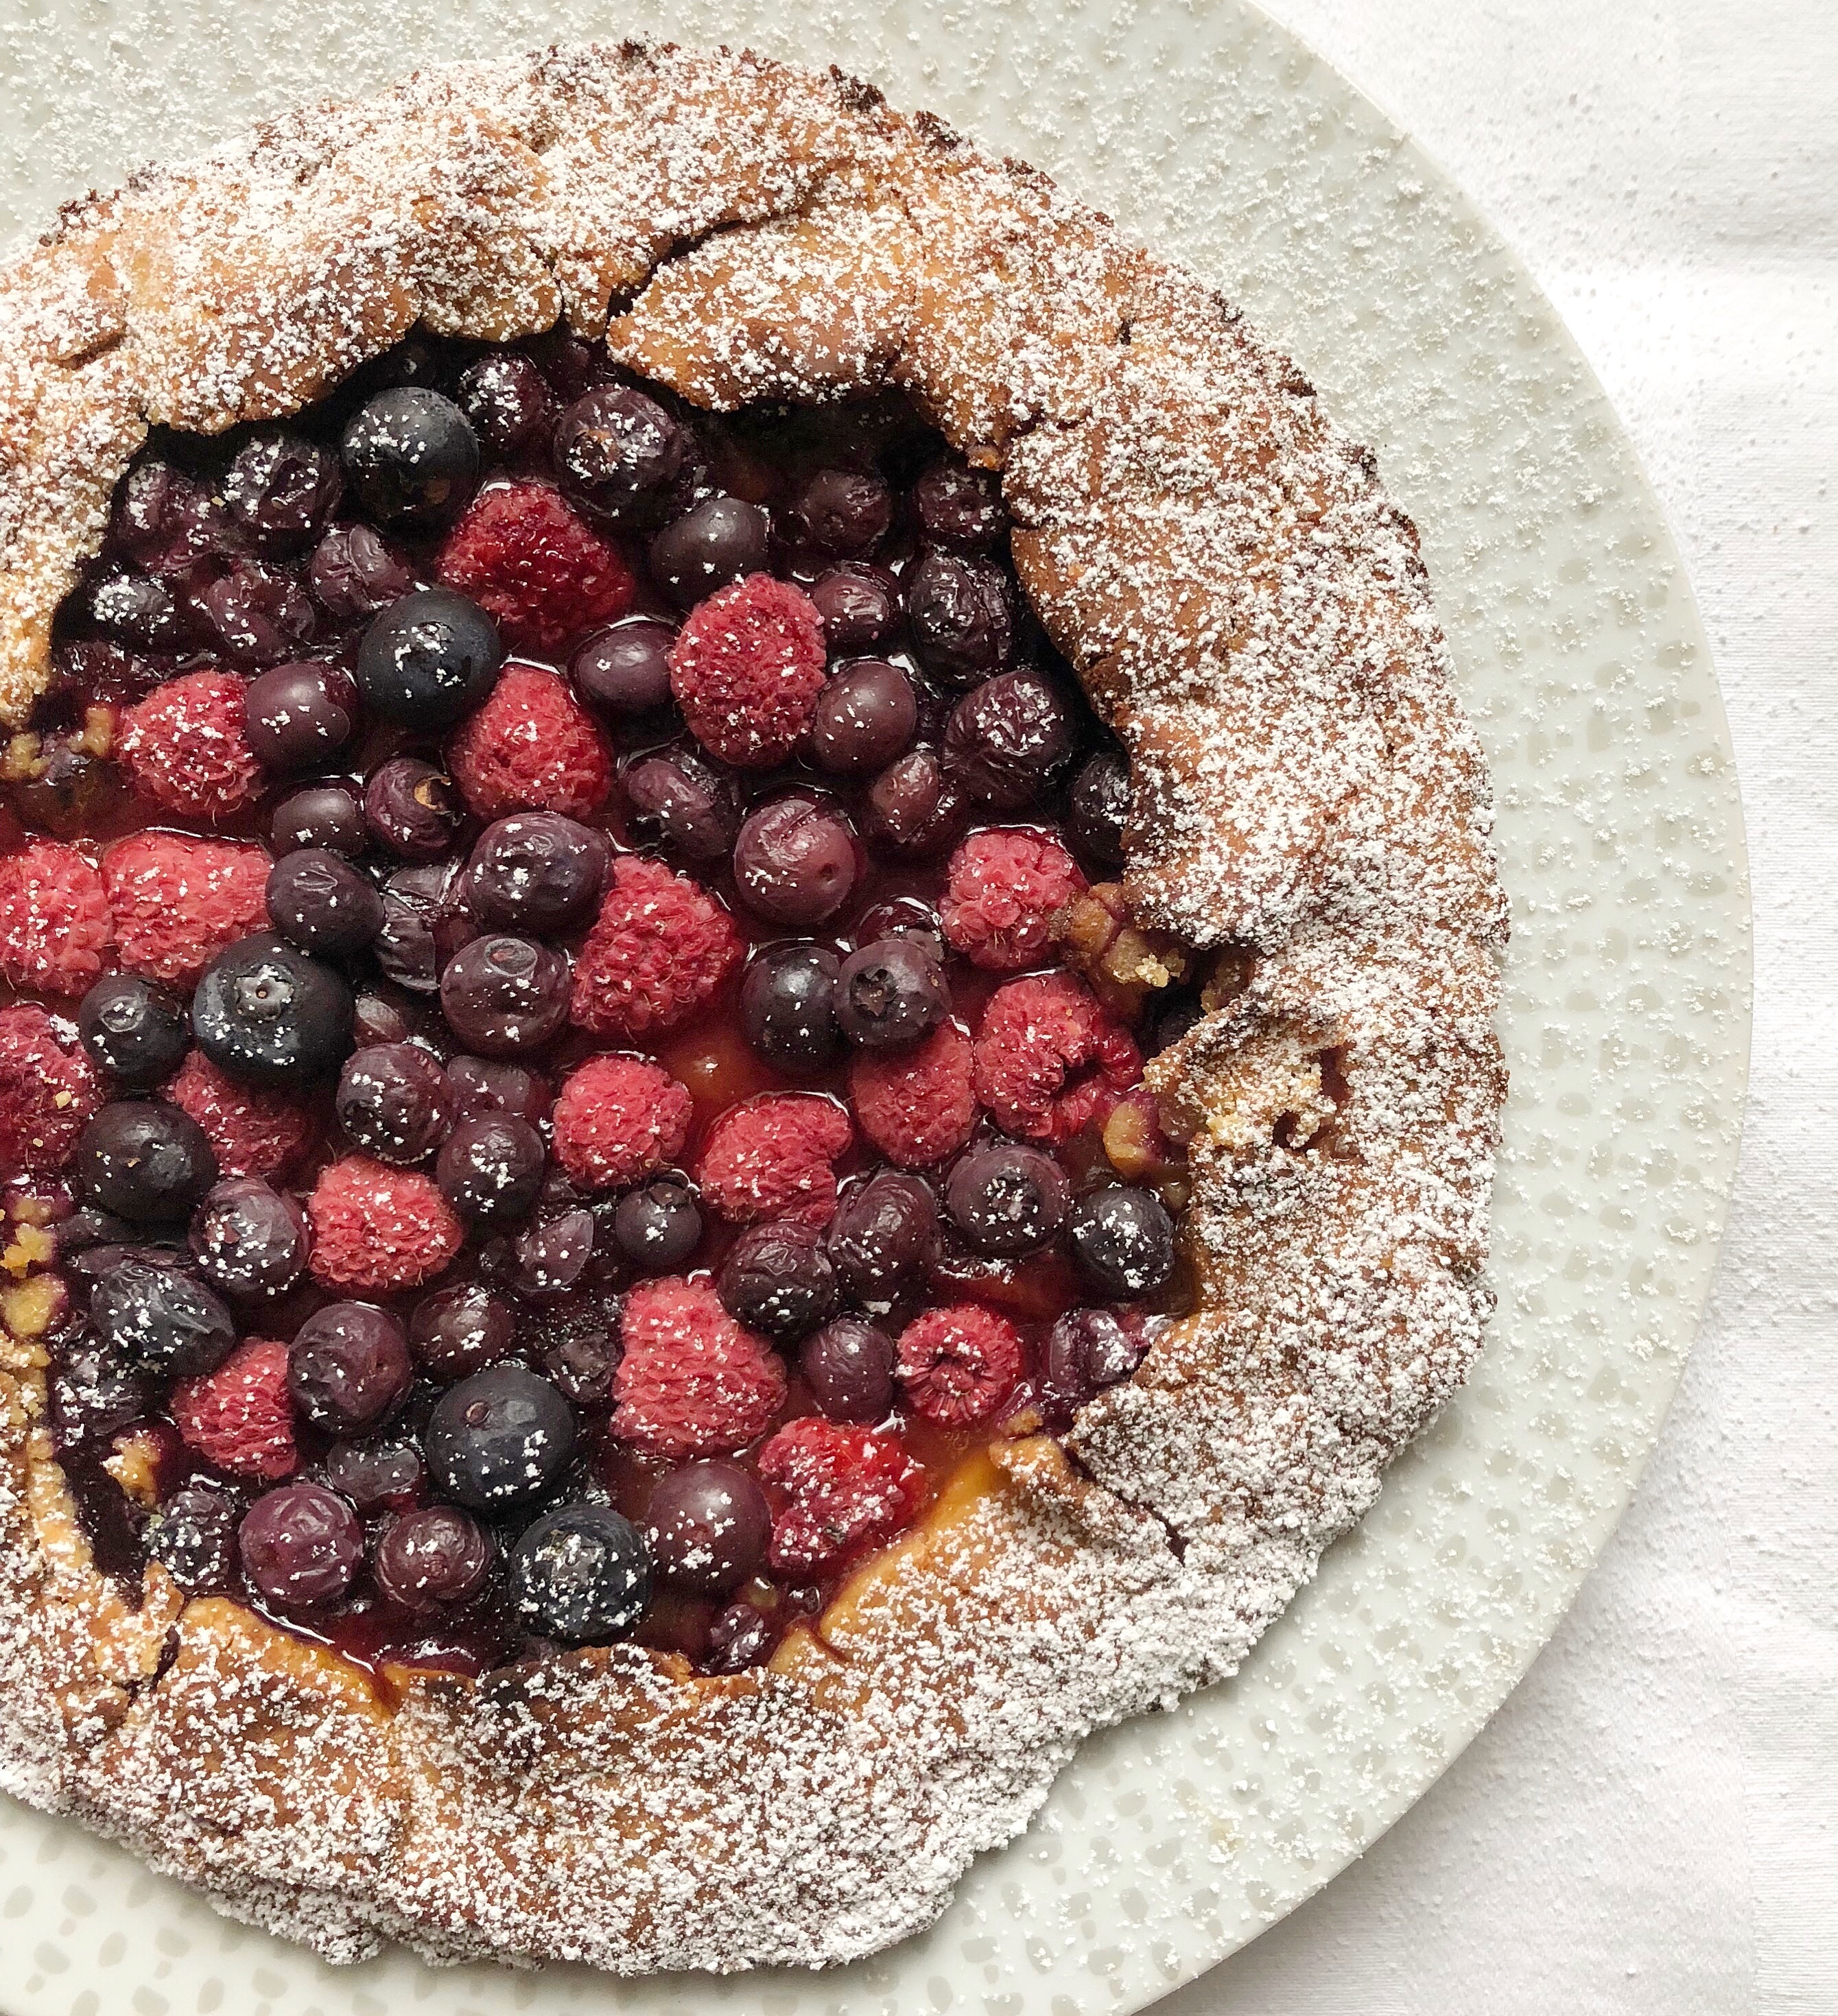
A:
[0,3,1749,2013]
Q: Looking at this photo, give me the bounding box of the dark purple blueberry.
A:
[733,794,859,928]
[335,1043,456,1164]
[809,562,901,651]
[943,668,1079,808]
[62,1240,189,1290]
[540,1323,619,1407]
[1041,1307,1151,1415]
[509,1503,650,1641]
[945,1143,1070,1257]
[444,1054,550,1126]
[320,1437,425,1515]
[826,1170,938,1312]
[84,567,192,652]
[906,549,1013,687]
[439,935,570,1056]
[351,990,418,1050]
[507,1207,596,1298]
[465,812,608,932]
[1066,1187,1176,1297]
[77,974,189,1087]
[569,617,676,720]
[11,739,121,839]
[288,1303,413,1434]
[862,746,968,859]
[307,521,418,623]
[809,659,919,776]
[526,329,609,402]
[267,848,387,958]
[716,1221,836,1340]
[88,1256,235,1377]
[612,1178,703,1273]
[739,942,844,1074]
[356,588,504,730]
[191,933,355,1082]
[851,897,947,968]
[376,862,479,993]
[49,1205,137,1263]
[787,467,893,559]
[704,1600,774,1672]
[364,755,465,860]
[456,351,554,460]
[341,388,481,531]
[49,1342,150,1451]
[643,1462,770,1596]
[912,458,1007,550]
[834,938,950,1052]
[111,457,219,574]
[410,1281,517,1381]
[225,431,344,554]
[144,1480,241,1594]
[648,495,770,607]
[436,1114,546,1224]
[1151,992,1204,1054]
[192,558,318,667]
[620,746,740,864]
[553,386,687,527]
[271,780,366,857]
[374,1504,495,1611]
[799,1316,898,1423]
[189,1178,310,1301]
[75,1104,218,1224]
[425,1363,576,1514]
[239,1480,364,1610]
[1068,748,1129,867]
[243,660,359,772]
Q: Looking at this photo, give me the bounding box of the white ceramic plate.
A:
[0,4,1750,2013]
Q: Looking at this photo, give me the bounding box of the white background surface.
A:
[1166,5,1836,2011]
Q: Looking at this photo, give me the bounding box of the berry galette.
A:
[0,42,1506,1974]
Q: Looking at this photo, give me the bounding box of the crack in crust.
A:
[0,40,1506,1975]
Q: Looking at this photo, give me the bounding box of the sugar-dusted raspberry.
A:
[696,1094,852,1228]
[570,854,744,1041]
[446,663,614,820]
[167,1049,318,1181]
[896,1304,1024,1427]
[757,1416,924,1578]
[941,828,1087,971]
[102,832,271,986]
[973,972,1142,1142]
[668,573,826,768]
[0,1005,100,1173]
[307,1155,464,1293]
[551,1054,694,1191]
[611,1276,786,1460]
[172,1337,298,1481]
[0,840,111,997]
[116,669,263,822]
[849,1022,977,1168]
[436,480,636,656]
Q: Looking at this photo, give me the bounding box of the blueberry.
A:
[238,1480,364,1611]
[506,1207,597,1299]
[733,794,860,928]
[509,1504,650,1643]
[716,1220,837,1340]
[570,617,677,719]
[648,495,770,607]
[320,1436,425,1514]
[192,932,355,1082]
[553,386,687,527]
[376,862,480,993]
[191,556,318,667]
[620,746,740,864]
[826,1170,938,1312]
[786,467,892,559]
[85,568,192,652]
[1040,1306,1151,1415]
[851,897,947,968]
[834,938,950,1052]
[943,667,1079,809]
[409,1280,518,1381]
[341,388,481,531]
[271,780,367,857]
[1068,748,1129,867]
[373,1504,495,1611]
[439,934,571,1056]
[75,1104,218,1224]
[799,1316,897,1424]
[77,975,189,1087]
[224,430,344,554]
[49,1340,151,1451]
[189,1178,310,1301]
[643,1462,770,1596]
[288,1303,413,1434]
[444,1054,551,1126]
[89,1256,236,1378]
[455,351,553,460]
[364,755,466,859]
[244,660,360,772]
[464,813,609,933]
[906,549,1013,687]
[1066,1187,1176,1297]
[611,1177,703,1273]
[436,1114,546,1223]
[809,562,901,651]
[356,588,504,729]
[945,1143,1070,1257]
[540,1321,620,1407]
[307,521,419,624]
[912,458,1006,550]
[704,1600,774,1672]
[810,659,919,775]
[739,942,844,1074]
[424,1363,576,1513]
[267,848,386,957]
[335,1043,456,1163]
[862,746,968,859]
[145,1480,241,1595]
[10,738,121,840]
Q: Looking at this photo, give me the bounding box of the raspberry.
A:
[166,1049,318,1181]
[436,480,635,656]
[696,1094,852,1228]
[102,832,271,986]
[551,1054,694,1190]
[973,973,1142,1142]
[896,1304,1024,1427]
[116,669,263,822]
[0,840,111,997]
[307,1155,464,1293]
[668,573,826,768]
[570,854,744,1042]
[0,1006,101,1174]
[941,828,1087,971]
[172,1337,298,1481]
[849,1022,976,1168]
[611,1276,787,1460]
[757,1417,924,1578]
[446,664,614,820]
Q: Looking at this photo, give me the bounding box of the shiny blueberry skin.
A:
[288,1302,413,1434]
[648,495,771,607]
[1066,1186,1177,1297]
[320,1437,425,1515]
[308,521,419,624]
[704,1600,775,1672]
[465,813,609,932]
[943,667,1079,809]
[810,659,919,775]
[77,975,189,1087]
[553,386,687,527]
[192,556,318,667]
[89,1257,237,1378]
[439,934,571,1056]
[800,1316,898,1424]
[267,848,387,958]
[540,1316,621,1406]
[787,467,893,560]
[1040,1306,1151,1416]
[425,1363,576,1514]
[716,1220,837,1340]
[444,1054,550,1126]
[271,781,367,858]
[1068,748,1129,867]
[376,862,480,993]
[364,755,466,861]
[809,563,901,651]
[905,549,1013,688]
[244,660,360,772]
[834,938,950,1053]
[852,897,947,968]
[733,794,860,928]
[912,458,1007,550]
[643,1462,770,1597]
[225,430,344,554]
[373,1503,495,1611]
[86,568,191,652]
[189,1178,311,1301]
[239,1480,364,1611]
[335,1043,456,1164]
[945,1143,1071,1257]
[611,1177,703,1273]
[739,942,845,1074]
[144,1480,241,1596]
[507,1206,596,1298]
[409,1280,518,1381]
[569,617,676,719]
[620,746,740,864]
[827,1170,938,1312]
[75,1103,219,1224]
[341,388,481,532]
[436,1114,547,1224]
[192,932,355,1082]
[456,351,554,460]
[862,746,968,859]
[356,588,504,730]
[49,1341,149,1452]
[509,1504,651,1643]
